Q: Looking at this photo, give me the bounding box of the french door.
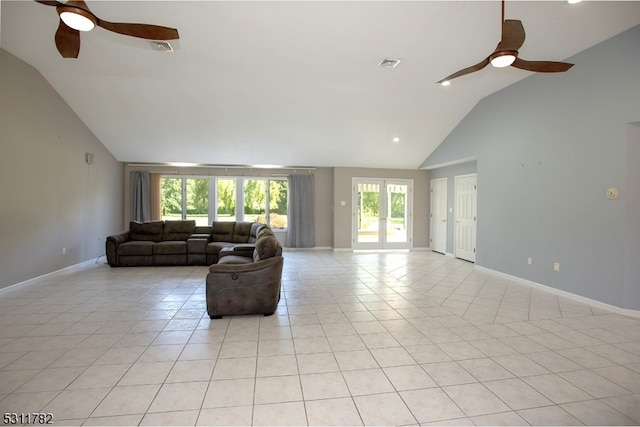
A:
[352,179,413,250]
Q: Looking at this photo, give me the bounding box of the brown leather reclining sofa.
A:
[106,220,269,267]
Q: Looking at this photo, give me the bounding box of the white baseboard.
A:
[474,265,640,318]
[0,258,100,295]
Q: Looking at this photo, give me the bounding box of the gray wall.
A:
[428,160,477,254]
[421,25,640,310]
[0,49,123,290]
[332,167,430,249]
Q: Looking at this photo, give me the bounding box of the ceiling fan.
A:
[35,0,179,58]
[437,0,573,86]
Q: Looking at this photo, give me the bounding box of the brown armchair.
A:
[206,235,283,319]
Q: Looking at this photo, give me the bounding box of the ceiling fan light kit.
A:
[489,51,516,68]
[58,6,95,31]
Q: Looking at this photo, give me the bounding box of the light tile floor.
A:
[1,250,639,426]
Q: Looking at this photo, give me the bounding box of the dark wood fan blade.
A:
[512,58,574,72]
[66,0,91,11]
[97,20,179,40]
[437,58,490,84]
[34,0,63,6]
[497,19,525,52]
[55,19,80,58]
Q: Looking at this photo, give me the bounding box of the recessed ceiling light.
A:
[393,137,401,143]
[379,58,402,68]
[441,80,451,87]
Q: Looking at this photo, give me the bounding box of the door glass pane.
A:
[186,178,209,226]
[216,178,236,222]
[243,179,267,223]
[357,182,380,243]
[386,183,407,243]
[269,179,288,229]
[161,177,183,221]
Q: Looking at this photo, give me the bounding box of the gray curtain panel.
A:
[286,174,315,248]
[130,171,151,222]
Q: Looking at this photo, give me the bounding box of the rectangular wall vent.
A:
[149,41,174,52]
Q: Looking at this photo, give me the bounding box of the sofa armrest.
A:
[220,244,255,258]
[107,231,131,245]
[105,231,131,266]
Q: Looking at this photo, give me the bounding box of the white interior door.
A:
[353,179,412,250]
[430,178,448,254]
[454,174,477,262]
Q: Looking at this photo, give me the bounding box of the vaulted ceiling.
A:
[3,1,640,169]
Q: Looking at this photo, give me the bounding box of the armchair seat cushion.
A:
[217,255,253,265]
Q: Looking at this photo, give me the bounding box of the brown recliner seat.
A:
[206,235,283,319]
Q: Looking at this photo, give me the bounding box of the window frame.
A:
[161,175,288,229]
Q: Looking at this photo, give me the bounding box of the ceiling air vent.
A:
[149,41,174,52]
[378,58,401,68]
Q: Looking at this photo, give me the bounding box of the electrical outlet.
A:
[527,257,532,266]
[553,262,560,272]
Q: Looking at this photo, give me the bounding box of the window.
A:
[216,178,236,222]
[243,179,267,223]
[161,177,209,226]
[161,178,183,221]
[269,179,288,228]
[160,176,288,228]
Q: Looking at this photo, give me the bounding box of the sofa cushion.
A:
[232,222,253,243]
[163,220,196,241]
[154,241,187,255]
[119,241,155,256]
[130,221,164,242]
[254,236,282,261]
[257,226,274,240]
[211,222,235,242]
[249,223,264,243]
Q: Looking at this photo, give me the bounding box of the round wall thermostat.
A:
[606,187,619,199]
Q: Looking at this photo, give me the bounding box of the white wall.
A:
[0,49,123,289]
[421,25,640,310]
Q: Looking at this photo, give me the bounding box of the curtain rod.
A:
[126,162,316,171]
